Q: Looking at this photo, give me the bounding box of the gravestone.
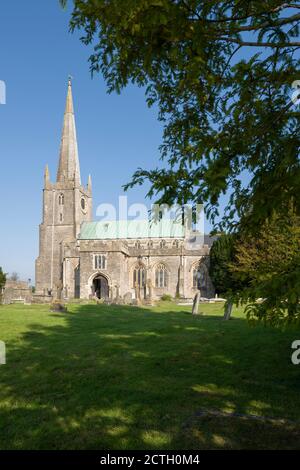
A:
[192,291,201,315]
[123,292,133,304]
[0,341,5,365]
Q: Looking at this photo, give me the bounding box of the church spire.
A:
[56,78,81,184]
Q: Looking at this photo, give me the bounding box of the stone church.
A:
[35,80,214,302]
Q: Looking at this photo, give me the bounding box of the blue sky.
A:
[0,1,229,281]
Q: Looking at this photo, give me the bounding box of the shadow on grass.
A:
[0,303,300,450]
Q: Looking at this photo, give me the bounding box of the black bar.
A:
[0,450,298,466]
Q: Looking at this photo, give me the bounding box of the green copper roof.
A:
[79,219,186,240]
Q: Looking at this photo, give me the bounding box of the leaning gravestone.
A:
[192,291,201,315]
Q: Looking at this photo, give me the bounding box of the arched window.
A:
[133,265,146,287]
[155,263,168,288]
[135,241,141,249]
[173,240,179,248]
[58,194,64,205]
[193,263,206,290]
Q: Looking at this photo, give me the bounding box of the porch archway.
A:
[92,274,109,299]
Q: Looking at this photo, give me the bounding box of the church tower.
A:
[35,79,92,298]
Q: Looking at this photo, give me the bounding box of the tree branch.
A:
[203,3,300,24]
[219,37,300,47]
[232,12,300,32]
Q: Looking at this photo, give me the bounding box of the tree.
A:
[60,0,300,232]
[0,267,6,304]
[209,233,247,319]
[60,1,300,321]
[230,204,300,327]
[9,272,19,282]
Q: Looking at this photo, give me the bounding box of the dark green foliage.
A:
[209,234,235,296]
[161,293,173,301]
[60,0,300,232]
[231,205,300,327]
[209,233,248,295]
[0,267,6,292]
[209,233,247,320]
[0,267,6,303]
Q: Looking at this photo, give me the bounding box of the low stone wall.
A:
[32,294,53,304]
[2,281,32,305]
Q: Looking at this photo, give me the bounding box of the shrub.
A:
[50,301,67,313]
[161,294,173,302]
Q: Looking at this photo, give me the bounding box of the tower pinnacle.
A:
[56,78,81,184]
[44,164,50,184]
[87,174,92,192]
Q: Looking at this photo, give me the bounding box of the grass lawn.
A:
[0,301,300,450]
